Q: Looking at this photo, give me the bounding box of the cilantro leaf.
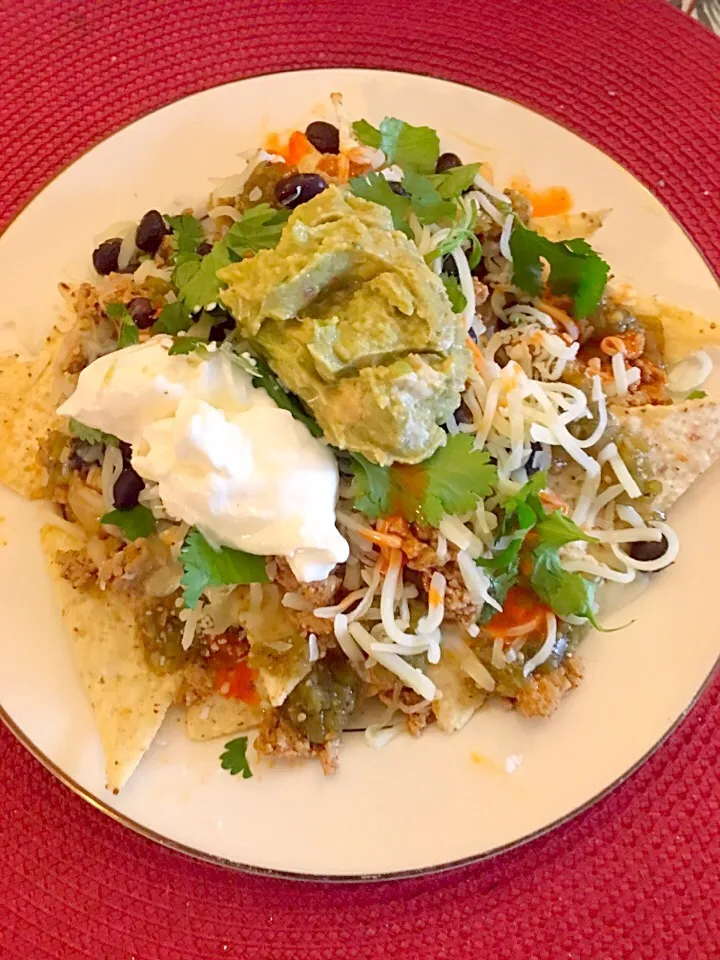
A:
[500,471,547,533]
[106,302,140,349]
[429,163,480,199]
[350,435,497,526]
[166,214,204,264]
[352,119,381,149]
[687,389,707,400]
[179,527,269,609]
[68,418,119,447]
[534,511,597,548]
[352,117,440,173]
[350,452,391,519]
[400,434,497,526]
[168,336,206,356]
[173,242,232,313]
[509,221,609,319]
[377,118,440,174]
[349,173,411,235]
[100,505,156,540]
[530,544,597,620]
[152,300,192,335]
[220,736,253,779]
[441,274,467,314]
[224,204,290,258]
[402,170,456,225]
[478,536,523,578]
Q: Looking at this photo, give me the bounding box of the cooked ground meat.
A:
[97,538,155,589]
[273,557,341,606]
[422,561,479,626]
[254,711,340,774]
[513,654,583,717]
[56,548,98,589]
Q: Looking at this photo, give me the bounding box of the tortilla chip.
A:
[255,661,310,708]
[551,399,720,514]
[185,694,262,741]
[427,651,486,733]
[614,398,720,511]
[40,524,181,793]
[610,289,720,364]
[0,328,65,498]
[530,209,610,242]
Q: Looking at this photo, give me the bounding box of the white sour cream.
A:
[58,336,349,582]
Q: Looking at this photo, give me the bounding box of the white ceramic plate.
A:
[1,69,719,880]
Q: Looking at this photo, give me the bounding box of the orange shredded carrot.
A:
[357,527,404,550]
[539,490,568,515]
[466,336,485,371]
[336,153,350,183]
[286,130,313,165]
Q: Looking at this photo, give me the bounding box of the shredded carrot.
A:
[357,527,404,550]
[466,336,485,371]
[539,489,568,514]
[286,130,313,165]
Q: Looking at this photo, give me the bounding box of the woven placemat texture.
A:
[0,1,718,957]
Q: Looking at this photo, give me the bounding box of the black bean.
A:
[92,238,122,275]
[135,210,167,254]
[113,466,145,509]
[275,173,328,210]
[442,254,459,279]
[119,441,132,464]
[436,152,463,173]
[208,316,235,343]
[526,441,545,476]
[197,240,213,256]
[629,535,669,564]
[305,121,340,155]
[126,297,155,329]
[389,180,409,197]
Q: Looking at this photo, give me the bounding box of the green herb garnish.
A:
[220,736,253,779]
[106,302,140,349]
[100,505,156,540]
[509,220,609,319]
[68,418,119,447]
[441,274,467,313]
[179,527,269,609]
[349,173,411,235]
[352,117,440,174]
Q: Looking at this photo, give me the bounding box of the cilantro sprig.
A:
[68,418,120,447]
[349,173,412,235]
[220,736,253,779]
[106,302,140,349]
[350,434,497,526]
[480,473,599,623]
[100,505,156,540]
[441,274,467,313]
[509,220,609,319]
[179,527,269,609]
[352,117,440,174]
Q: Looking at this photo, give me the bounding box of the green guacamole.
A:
[218,187,470,465]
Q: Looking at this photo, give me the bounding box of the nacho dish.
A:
[2,98,720,792]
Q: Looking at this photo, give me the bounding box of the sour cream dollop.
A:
[58,336,349,582]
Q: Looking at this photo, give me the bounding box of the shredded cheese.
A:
[349,622,437,701]
[523,613,558,677]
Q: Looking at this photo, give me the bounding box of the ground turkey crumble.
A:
[254,711,340,774]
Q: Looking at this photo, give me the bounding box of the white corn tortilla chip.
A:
[186,694,262,741]
[611,288,720,364]
[551,399,720,514]
[427,651,487,734]
[0,329,65,498]
[530,209,610,242]
[40,525,181,793]
[614,399,720,511]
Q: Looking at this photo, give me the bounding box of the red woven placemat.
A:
[1,1,719,957]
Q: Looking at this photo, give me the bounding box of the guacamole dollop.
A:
[218,187,470,465]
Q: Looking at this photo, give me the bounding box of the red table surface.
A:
[1,1,719,957]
